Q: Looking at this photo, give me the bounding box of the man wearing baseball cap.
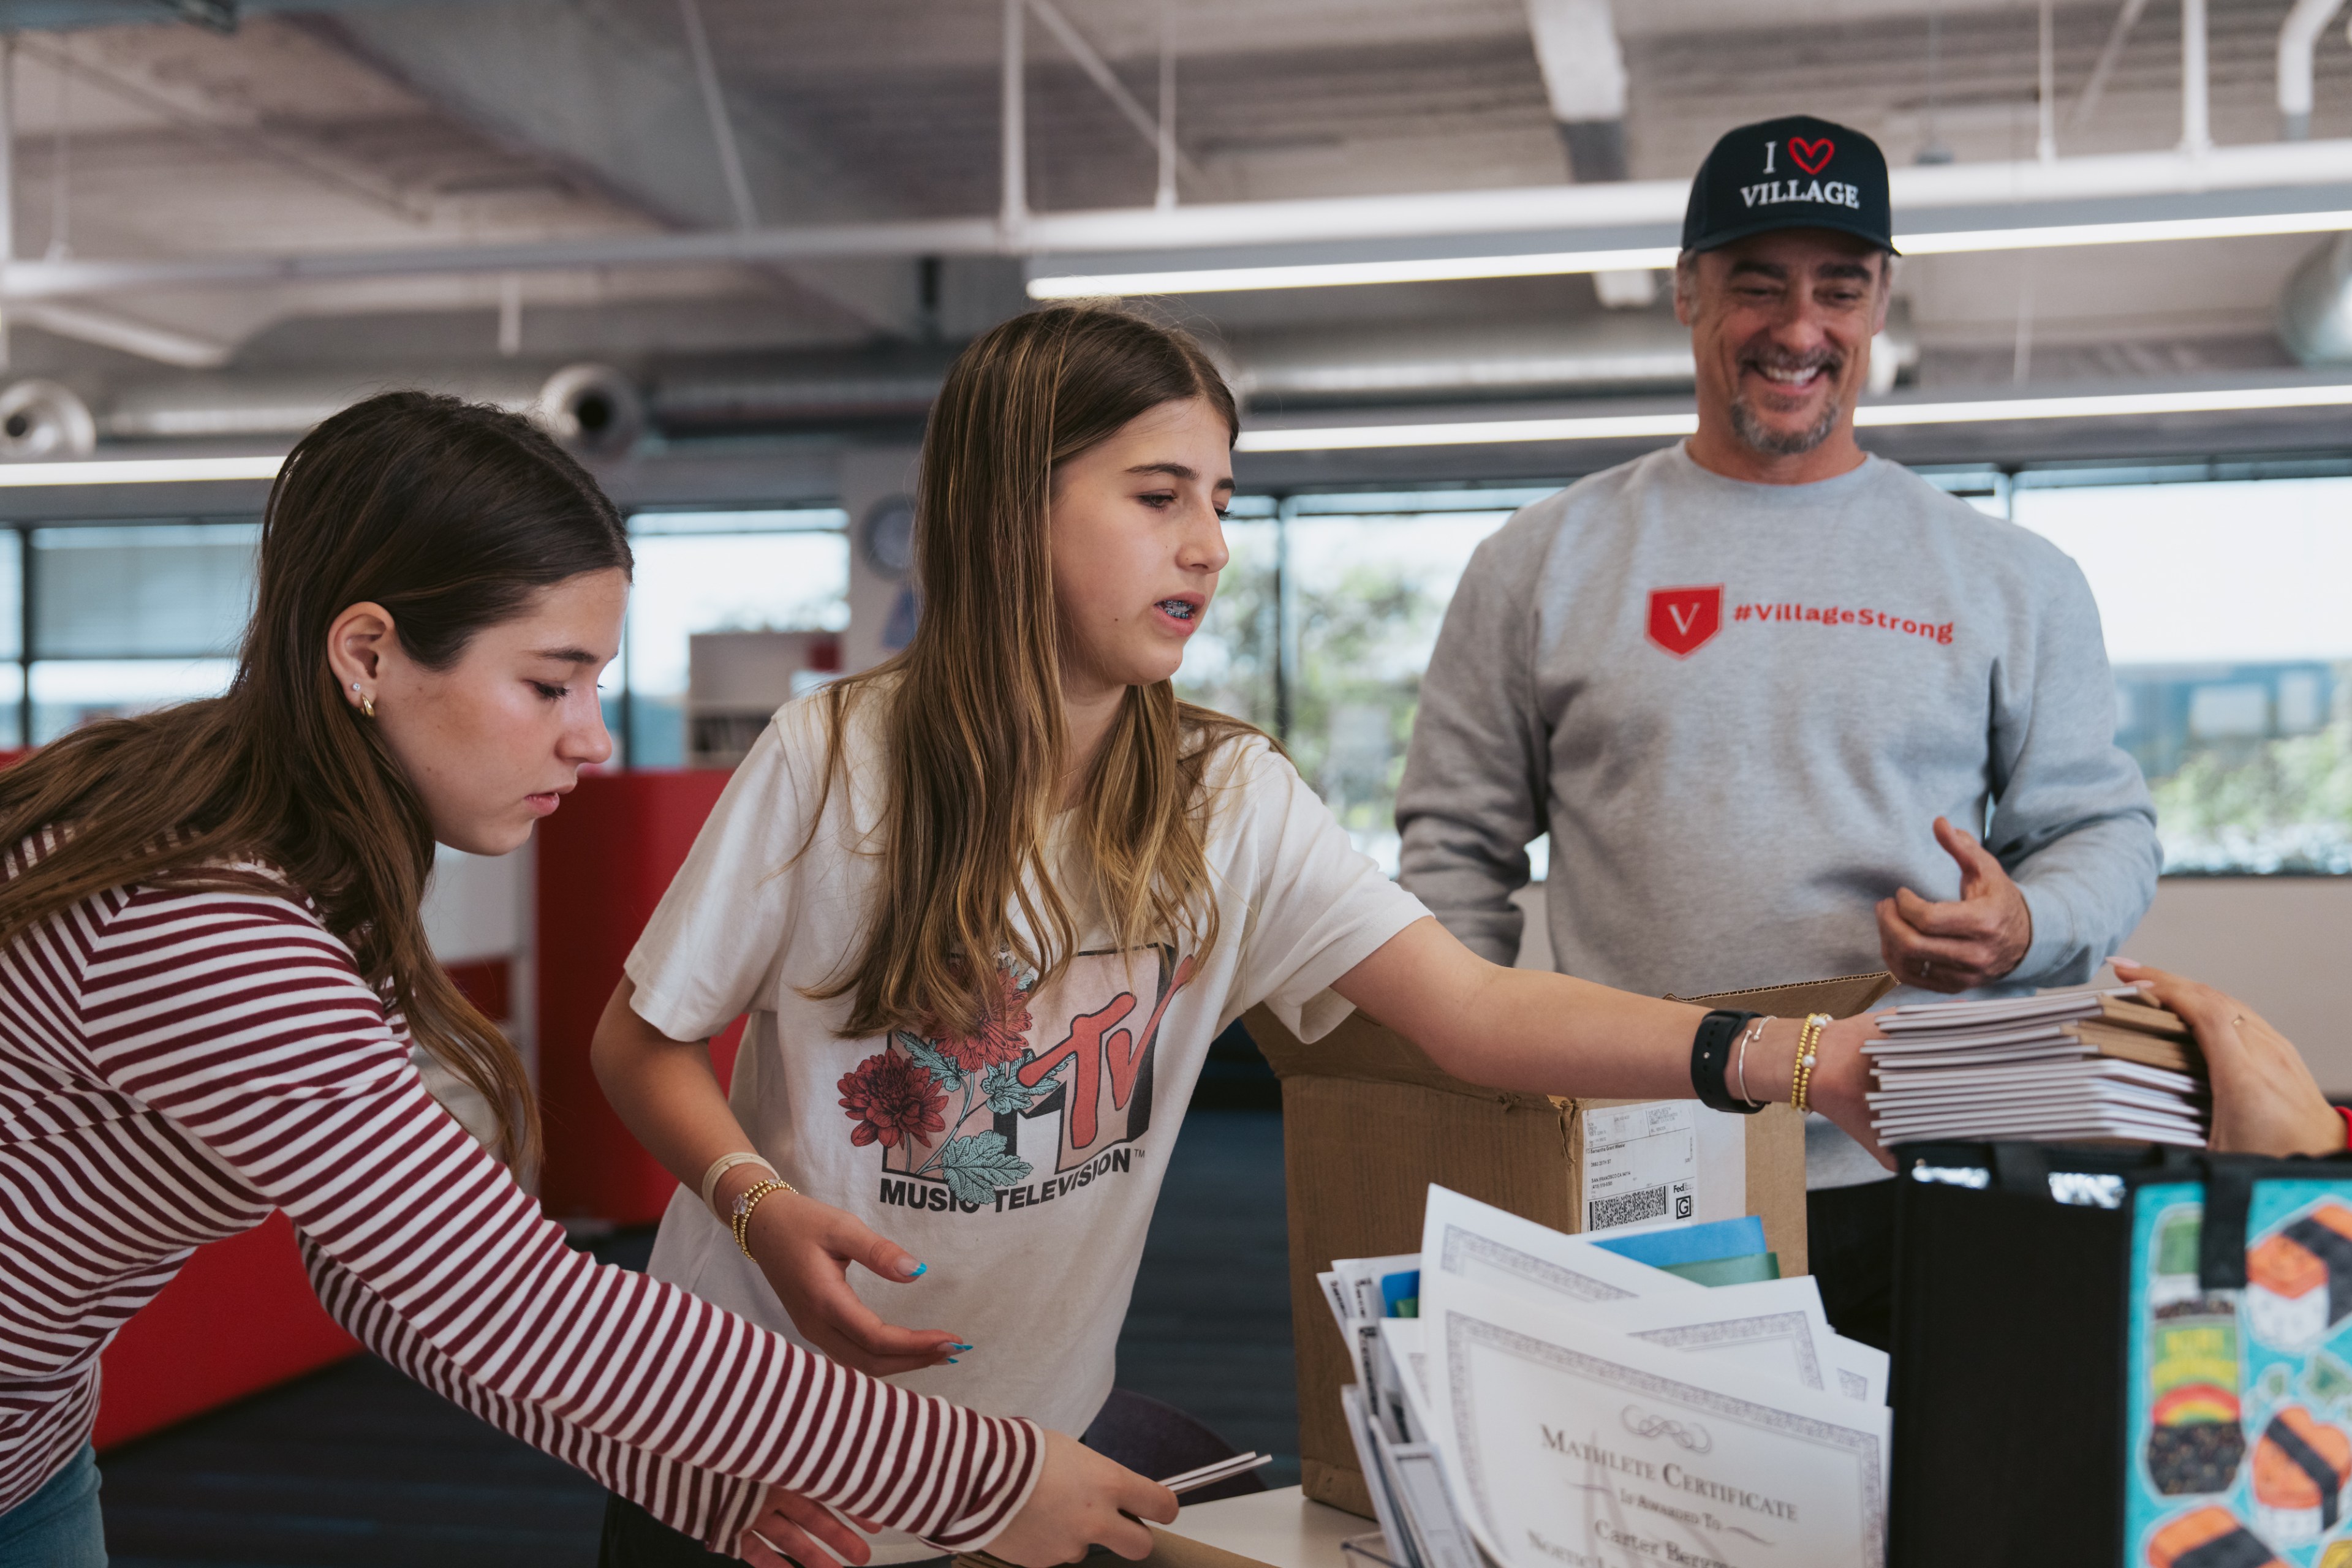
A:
[1395,115,2160,1344]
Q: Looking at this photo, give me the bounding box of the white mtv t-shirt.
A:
[628,696,1424,1542]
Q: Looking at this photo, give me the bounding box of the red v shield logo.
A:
[1647,585,1724,657]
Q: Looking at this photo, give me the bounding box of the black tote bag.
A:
[1888,1141,2352,1568]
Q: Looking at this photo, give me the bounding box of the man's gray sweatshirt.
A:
[1396,443,2161,1183]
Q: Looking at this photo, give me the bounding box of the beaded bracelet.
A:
[1790,1013,1830,1114]
[730,1178,795,1258]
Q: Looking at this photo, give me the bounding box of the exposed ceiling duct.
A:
[0,309,1930,453]
[2280,232,2352,363]
[2279,0,2351,141]
[536,363,645,457]
[0,379,95,458]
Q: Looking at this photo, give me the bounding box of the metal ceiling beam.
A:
[8,140,2352,304]
[1024,0,1206,193]
[318,1,925,337]
[0,0,434,27]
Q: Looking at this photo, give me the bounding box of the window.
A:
[1176,488,1548,872]
[2010,473,2352,873]
[1170,499,1279,732]
[620,509,850,767]
[23,522,255,744]
[0,532,19,747]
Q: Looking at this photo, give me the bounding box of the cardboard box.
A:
[1246,970,1896,1518]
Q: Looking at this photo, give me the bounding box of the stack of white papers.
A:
[1865,987,2207,1148]
[1326,1187,1891,1568]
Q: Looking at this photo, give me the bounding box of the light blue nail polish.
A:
[949,1343,974,1351]
[908,1262,926,1278]
[946,1357,959,1364]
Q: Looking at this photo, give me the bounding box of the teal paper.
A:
[1592,1214,1769,1269]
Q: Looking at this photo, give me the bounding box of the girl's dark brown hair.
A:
[813,301,1258,1039]
[0,390,632,1169]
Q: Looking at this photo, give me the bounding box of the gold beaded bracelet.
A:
[1790,1012,1829,1113]
[729,1177,795,1258]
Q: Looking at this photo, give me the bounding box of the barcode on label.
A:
[1588,1185,1667,1231]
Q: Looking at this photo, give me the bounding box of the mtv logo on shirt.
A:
[1647,584,1725,657]
[841,947,1195,1215]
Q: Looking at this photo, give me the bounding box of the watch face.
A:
[860,496,917,580]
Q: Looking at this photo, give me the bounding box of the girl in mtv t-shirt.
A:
[593,304,1889,1565]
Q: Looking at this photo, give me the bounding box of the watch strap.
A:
[1691,1008,1766,1114]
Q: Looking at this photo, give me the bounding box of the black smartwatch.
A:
[1690,1009,1766,1114]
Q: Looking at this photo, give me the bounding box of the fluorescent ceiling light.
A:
[0,454,284,486]
[1902,209,2352,254]
[1233,383,2352,452]
[1030,209,2352,298]
[1027,247,1681,298]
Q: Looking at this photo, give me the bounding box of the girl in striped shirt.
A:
[0,392,1171,1567]
[591,304,1891,1566]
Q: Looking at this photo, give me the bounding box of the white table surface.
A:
[1158,1487,1374,1568]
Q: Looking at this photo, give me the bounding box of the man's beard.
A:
[1727,355,1844,456]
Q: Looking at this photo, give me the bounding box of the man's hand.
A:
[1876,816,2033,993]
[744,1189,967,1376]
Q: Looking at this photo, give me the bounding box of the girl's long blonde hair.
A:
[815,303,1258,1038]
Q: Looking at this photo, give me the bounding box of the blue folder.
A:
[1589,1215,1768,1270]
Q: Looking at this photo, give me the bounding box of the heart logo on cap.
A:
[1789,137,1834,175]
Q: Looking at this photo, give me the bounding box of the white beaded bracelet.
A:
[700,1151,777,1216]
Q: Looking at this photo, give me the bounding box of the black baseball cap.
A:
[1681,115,1895,256]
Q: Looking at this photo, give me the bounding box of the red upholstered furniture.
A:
[535,768,744,1224]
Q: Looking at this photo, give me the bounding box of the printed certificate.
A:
[1419,1185,1701,1311]
[1431,1284,1889,1568]
[1579,1278,1839,1397]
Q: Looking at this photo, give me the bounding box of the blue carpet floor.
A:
[96,1108,1296,1566]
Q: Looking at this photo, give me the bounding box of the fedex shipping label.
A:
[1583,1101,1701,1232]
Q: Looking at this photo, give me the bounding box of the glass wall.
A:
[0,508,854,769]
[619,508,850,767]
[2010,472,2352,874]
[24,523,256,743]
[8,469,2349,882]
[1174,488,1548,873]
[0,532,20,747]
[1179,467,2352,882]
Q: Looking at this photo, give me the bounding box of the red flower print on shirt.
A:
[838,1050,948,1148]
[931,963,1035,1074]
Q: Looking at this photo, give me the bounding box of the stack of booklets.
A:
[1866,986,2206,1147]
[1322,1186,1891,1568]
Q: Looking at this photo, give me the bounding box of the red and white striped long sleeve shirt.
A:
[0,854,1043,1548]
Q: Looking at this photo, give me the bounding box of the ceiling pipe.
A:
[2280,0,2348,140]
[4,310,1930,446]
[1001,0,1026,235]
[2182,0,2213,155]
[7,141,2352,305]
[2280,231,2352,360]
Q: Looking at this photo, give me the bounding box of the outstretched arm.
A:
[1331,916,1886,1166]
[86,886,1076,1556]
[308,1240,1171,1565]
